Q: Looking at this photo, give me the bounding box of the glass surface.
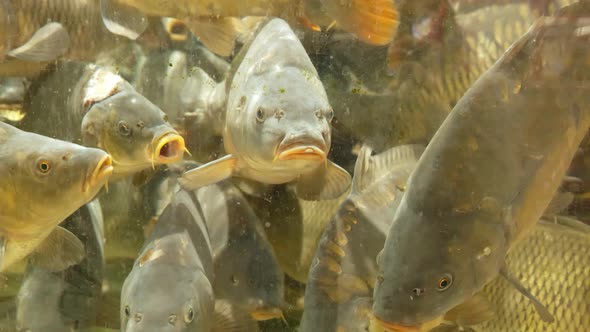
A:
[0,1,589,331]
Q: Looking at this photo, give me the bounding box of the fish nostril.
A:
[134,313,143,323]
[168,314,177,325]
[412,288,425,296]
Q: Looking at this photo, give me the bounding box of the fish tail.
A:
[322,0,399,46]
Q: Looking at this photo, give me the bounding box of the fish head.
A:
[121,234,214,332]
[371,198,507,331]
[227,68,333,174]
[81,90,185,177]
[9,133,112,226]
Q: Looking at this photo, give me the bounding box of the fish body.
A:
[16,199,105,332]
[197,181,285,322]
[246,184,348,284]
[321,1,541,151]
[121,188,216,332]
[438,217,590,332]
[101,0,399,56]
[180,18,351,201]
[121,184,259,331]
[0,121,112,271]
[372,7,590,330]
[300,144,423,332]
[18,62,186,178]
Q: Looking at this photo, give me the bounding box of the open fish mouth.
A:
[249,307,285,321]
[373,315,420,332]
[154,132,186,164]
[275,140,327,161]
[84,154,113,193]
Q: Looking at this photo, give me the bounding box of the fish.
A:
[246,184,348,284]
[15,199,105,332]
[432,216,590,332]
[319,1,544,152]
[100,0,399,56]
[121,186,258,331]
[18,62,186,179]
[372,6,590,331]
[179,18,352,201]
[138,165,286,323]
[0,0,150,77]
[0,121,113,272]
[196,180,285,322]
[299,144,424,332]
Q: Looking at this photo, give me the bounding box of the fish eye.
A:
[326,108,334,122]
[163,115,169,123]
[256,108,265,123]
[437,274,453,291]
[184,306,194,323]
[118,121,131,136]
[37,160,51,173]
[124,305,130,318]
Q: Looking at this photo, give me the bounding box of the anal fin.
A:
[212,299,260,332]
[29,226,85,272]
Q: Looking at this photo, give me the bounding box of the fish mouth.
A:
[373,315,420,332]
[275,139,327,162]
[84,154,113,193]
[154,132,186,164]
[249,307,285,321]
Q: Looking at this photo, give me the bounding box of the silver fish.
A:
[121,187,258,332]
[179,18,351,201]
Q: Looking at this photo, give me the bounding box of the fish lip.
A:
[373,314,420,332]
[275,139,327,161]
[85,154,113,193]
[153,132,186,164]
[249,307,284,321]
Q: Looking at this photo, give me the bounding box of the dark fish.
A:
[372,6,590,330]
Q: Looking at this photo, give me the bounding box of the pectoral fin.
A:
[500,267,554,323]
[100,0,148,40]
[29,226,85,272]
[212,299,260,332]
[185,17,243,57]
[443,293,495,327]
[7,22,70,62]
[296,160,351,200]
[179,154,238,191]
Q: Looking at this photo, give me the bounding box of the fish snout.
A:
[372,314,421,332]
[275,134,328,162]
[153,132,186,164]
[249,306,285,321]
[85,154,113,193]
